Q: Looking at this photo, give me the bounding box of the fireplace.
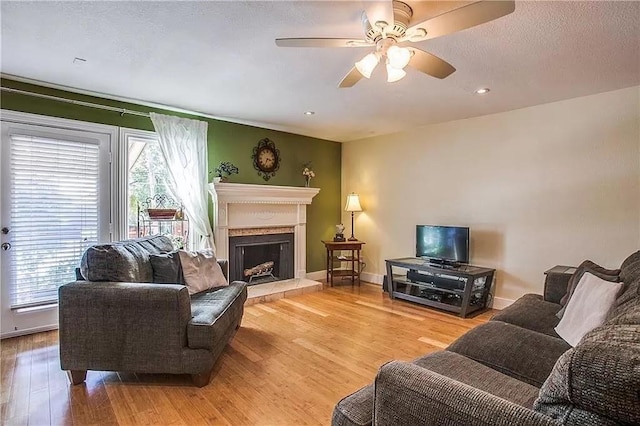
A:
[229,233,294,284]
[209,183,320,279]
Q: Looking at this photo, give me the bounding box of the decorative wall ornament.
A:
[252,138,281,180]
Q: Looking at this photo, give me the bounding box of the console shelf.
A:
[385,257,495,318]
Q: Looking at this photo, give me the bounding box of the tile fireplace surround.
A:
[208,182,320,279]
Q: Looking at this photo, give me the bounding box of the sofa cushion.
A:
[491,294,561,337]
[613,274,640,310]
[149,251,184,284]
[447,321,570,388]
[80,236,175,283]
[373,361,559,426]
[136,234,174,253]
[606,288,640,326]
[534,324,640,425]
[413,351,540,408]
[187,282,247,350]
[80,244,141,282]
[619,250,640,284]
[559,260,620,307]
[331,350,542,426]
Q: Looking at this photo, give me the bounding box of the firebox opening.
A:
[242,243,281,284]
[229,232,295,285]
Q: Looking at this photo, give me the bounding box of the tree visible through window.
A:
[128,137,188,248]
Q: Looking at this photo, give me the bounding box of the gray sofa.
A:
[333,251,640,425]
[58,235,247,387]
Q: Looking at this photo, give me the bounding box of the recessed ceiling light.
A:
[304,111,315,116]
[475,88,490,95]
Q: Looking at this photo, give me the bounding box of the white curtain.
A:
[149,112,214,251]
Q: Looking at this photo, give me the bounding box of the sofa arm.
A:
[543,273,571,304]
[187,281,247,350]
[217,259,229,280]
[58,281,192,372]
[372,361,558,426]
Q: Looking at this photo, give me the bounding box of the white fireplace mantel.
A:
[209,183,320,278]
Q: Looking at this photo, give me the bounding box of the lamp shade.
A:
[387,45,412,69]
[344,193,362,212]
[386,63,407,83]
[355,53,380,79]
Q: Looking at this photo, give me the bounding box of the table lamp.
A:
[344,193,362,241]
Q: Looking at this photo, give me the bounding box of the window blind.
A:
[9,134,100,308]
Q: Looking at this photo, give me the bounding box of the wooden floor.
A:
[1,282,493,426]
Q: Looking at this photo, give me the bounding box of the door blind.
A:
[9,134,100,308]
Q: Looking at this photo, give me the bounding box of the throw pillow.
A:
[560,260,620,305]
[178,249,228,295]
[557,260,620,319]
[149,250,183,284]
[554,272,623,347]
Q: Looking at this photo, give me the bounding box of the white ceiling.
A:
[1,1,639,142]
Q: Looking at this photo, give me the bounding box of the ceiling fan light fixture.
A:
[386,45,412,69]
[355,52,380,78]
[386,63,406,83]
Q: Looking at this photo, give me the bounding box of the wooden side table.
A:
[322,240,365,286]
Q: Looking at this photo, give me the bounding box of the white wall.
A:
[342,86,640,304]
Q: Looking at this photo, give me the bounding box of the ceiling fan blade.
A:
[362,1,395,29]
[275,38,372,48]
[407,2,475,29]
[407,48,456,79]
[338,67,364,88]
[407,1,515,41]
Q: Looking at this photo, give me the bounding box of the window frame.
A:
[118,127,159,241]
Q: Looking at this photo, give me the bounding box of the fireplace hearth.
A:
[229,233,294,285]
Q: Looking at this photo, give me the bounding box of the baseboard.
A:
[361,272,384,285]
[491,296,515,310]
[305,270,326,281]
[1,324,58,339]
[306,270,384,285]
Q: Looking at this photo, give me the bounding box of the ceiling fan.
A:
[275,1,515,88]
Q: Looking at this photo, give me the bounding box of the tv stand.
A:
[427,259,460,269]
[385,257,495,318]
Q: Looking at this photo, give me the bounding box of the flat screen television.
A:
[416,225,470,265]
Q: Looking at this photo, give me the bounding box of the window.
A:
[123,130,189,249]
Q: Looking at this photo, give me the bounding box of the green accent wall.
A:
[1,78,341,272]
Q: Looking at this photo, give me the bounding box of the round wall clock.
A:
[252,138,281,181]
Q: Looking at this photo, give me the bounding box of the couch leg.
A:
[192,369,212,387]
[68,370,87,385]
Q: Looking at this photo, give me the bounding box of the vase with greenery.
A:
[211,161,239,183]
[302,162,315,187]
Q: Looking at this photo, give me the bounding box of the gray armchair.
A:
[58,235,247,387]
